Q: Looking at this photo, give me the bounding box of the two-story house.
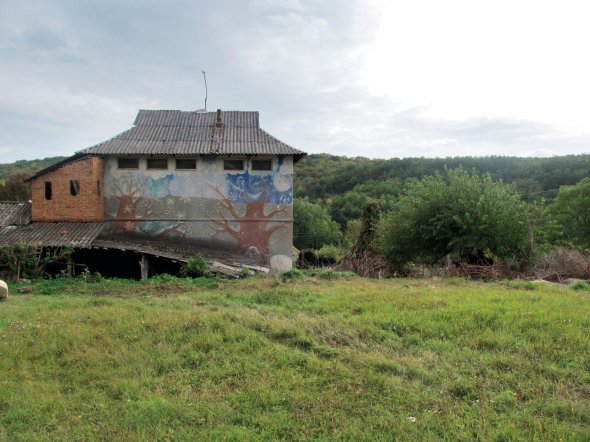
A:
[19,109,305,273]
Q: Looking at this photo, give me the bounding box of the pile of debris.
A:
[208,261,270,279]
[532,247,590,282]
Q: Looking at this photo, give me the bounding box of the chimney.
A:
[216,109,222,127]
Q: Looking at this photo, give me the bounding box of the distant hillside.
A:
[2,153,589,200]
[0,156,67,183]
[294,153,590,201]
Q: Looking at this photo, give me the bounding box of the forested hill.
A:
[0,156,67,183]
[294,153,590,201]
[1,153,589,200]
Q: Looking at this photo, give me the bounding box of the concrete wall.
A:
[102,155,294,270]
[31,157,105,222]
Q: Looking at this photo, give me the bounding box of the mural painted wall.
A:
[102,155,294,269]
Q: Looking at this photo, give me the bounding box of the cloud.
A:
[0,0,588,163]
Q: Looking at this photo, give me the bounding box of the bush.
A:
[376,168,530,273]
[181,254,210,278]
[314,245,346,263]
[569,280,590,292]
[279,268,305,282]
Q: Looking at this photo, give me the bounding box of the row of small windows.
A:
[44,180,100,200]
[117,158,273,172]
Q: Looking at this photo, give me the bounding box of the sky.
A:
[1,0,589,162]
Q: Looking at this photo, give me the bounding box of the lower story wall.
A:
[100,218,293,271]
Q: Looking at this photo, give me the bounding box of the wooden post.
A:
[66,255,74,277]
[139,255,150,281]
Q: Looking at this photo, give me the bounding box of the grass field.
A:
[0,274,589,440]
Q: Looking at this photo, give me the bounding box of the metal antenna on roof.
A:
[201,70,208,111]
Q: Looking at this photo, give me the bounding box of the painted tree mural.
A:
[207,184,290,259]
[110,173,185,236]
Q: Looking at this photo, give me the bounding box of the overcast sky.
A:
[1,0,589,162]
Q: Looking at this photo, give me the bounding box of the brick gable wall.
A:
[31,157,105,222]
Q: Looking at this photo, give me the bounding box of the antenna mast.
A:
[201,70,208,111]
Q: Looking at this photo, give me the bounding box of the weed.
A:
[505,279,539,290]
[279,268,305,282]
[569,280,590,292]
[306,268,356,280]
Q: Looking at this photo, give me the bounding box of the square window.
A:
[176,159,197,170]
[70,180,80,196]
[118,158,139,169]
[224,159,245,171]
[44,182,52,200]
[147,158,168,170]
[252,159,272,171]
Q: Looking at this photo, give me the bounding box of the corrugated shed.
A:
[0,202,32,227]
[78,110,306,157]
[0,222,103,247]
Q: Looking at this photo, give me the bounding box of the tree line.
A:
[294,154,590,274]
[1,154,589,274]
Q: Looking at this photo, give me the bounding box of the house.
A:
[3,109,305,276]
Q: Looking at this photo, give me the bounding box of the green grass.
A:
[1,276,589,440]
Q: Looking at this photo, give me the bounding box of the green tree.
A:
[545,177,590,249]
[293,198,341,250]
[376,168,530,272]
[0,172,31,201]
[329,191,371,229]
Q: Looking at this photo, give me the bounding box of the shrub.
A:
[279,268,305,282]
[314,245,347,263]
[376,168,530,273]
[569,280,590,292]
[181,254,210,278]
[306,268,355,280]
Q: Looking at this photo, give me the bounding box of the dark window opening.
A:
[147,158,168,170]
[44,182,52,200]
[176,159,197,170]
[97,180,101,196]
[70,180,80,196]
[252,159,272,171]
[224,159,244,171]
[118,158,139,169]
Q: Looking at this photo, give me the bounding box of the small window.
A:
[44,182,52,200]
[70,180,80,196]
[176,159,197,170]
[118,158,139,169]
[97,180,101,196]
[252,159,272,171]
[224,159,244,171]
[147,158,168,170]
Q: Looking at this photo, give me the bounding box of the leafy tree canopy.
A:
[293,198,341,250]
[376,168,530,271]
[0,172,31,202]
[546,177,590,249]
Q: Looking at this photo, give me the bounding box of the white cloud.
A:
[0,0,588,162]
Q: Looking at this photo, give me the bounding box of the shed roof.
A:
[0,202,31,227]
[78,110,306,158]
[0,222,103,248]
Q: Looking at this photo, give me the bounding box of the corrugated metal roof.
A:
[0,202,32,227]
[0,222,103,248]
[78,110,306,157]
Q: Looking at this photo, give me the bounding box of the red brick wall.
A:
[31,157,105,222]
